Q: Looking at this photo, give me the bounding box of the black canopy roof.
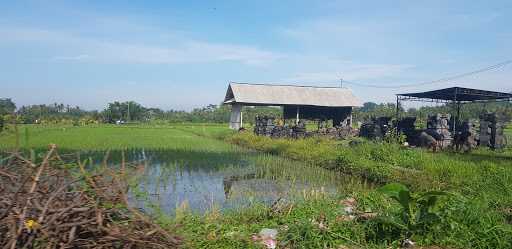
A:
[397,87,512,103]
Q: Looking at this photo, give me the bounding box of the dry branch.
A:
[0,146,182,248]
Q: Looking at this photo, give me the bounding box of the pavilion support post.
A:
[451,102,456,135]
[282,106,286,125]
[348,108,353,127]
[296,106,300,125]
[396,96,400,137]
[229,104,242,130]
[456,101,461,133]
[452,89,458,135]
[395,96,400,120]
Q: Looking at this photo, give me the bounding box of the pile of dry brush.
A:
[0,145,182,248]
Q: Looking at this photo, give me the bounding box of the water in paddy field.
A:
[79,148,369,215]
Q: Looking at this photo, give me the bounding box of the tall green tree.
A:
[103,101,147,122]
[0,98,15,132]
[0,98,16,115]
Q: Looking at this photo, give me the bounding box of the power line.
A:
[342,60,512,89]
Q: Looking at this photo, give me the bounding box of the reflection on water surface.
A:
[78,148,367,214]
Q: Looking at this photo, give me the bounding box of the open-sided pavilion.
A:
[223,82,363,129]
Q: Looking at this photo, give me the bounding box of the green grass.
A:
[172,194,390,249]
[228,132,512,189]
[2,124,512,248]
[0,123,234,151]
[227,132,512,248]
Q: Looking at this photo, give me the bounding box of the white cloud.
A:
[0,27,281,66]
[52,54,91,61]
[282,19,367,42]
[278,56,413,84]
[88,40,282,65]
[0,28,62,42]
[185,41,282,66]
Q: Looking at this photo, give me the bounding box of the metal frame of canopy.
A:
[395,87,512,135]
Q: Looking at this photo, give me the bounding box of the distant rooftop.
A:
[223,82,363,107]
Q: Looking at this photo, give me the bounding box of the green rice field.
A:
[0,123,233,151]
[1,124,512,248]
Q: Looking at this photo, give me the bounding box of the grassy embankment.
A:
[506,126,512,140]
[227,131,512,248]
[1,124,512,248]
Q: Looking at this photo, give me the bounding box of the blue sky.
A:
[1,0,511,110]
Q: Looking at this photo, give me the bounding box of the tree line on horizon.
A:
[0,98,511,130]
[0,99,282,126]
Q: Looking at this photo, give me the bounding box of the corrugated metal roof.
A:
[398,87,512,102]
[224,82,363,107]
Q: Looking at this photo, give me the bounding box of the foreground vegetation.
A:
[228,132,512,248]
[1,124,512,248]
[1,147,182,248]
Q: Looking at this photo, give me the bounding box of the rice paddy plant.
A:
[124,147,369,218]
[0,124,236,152]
